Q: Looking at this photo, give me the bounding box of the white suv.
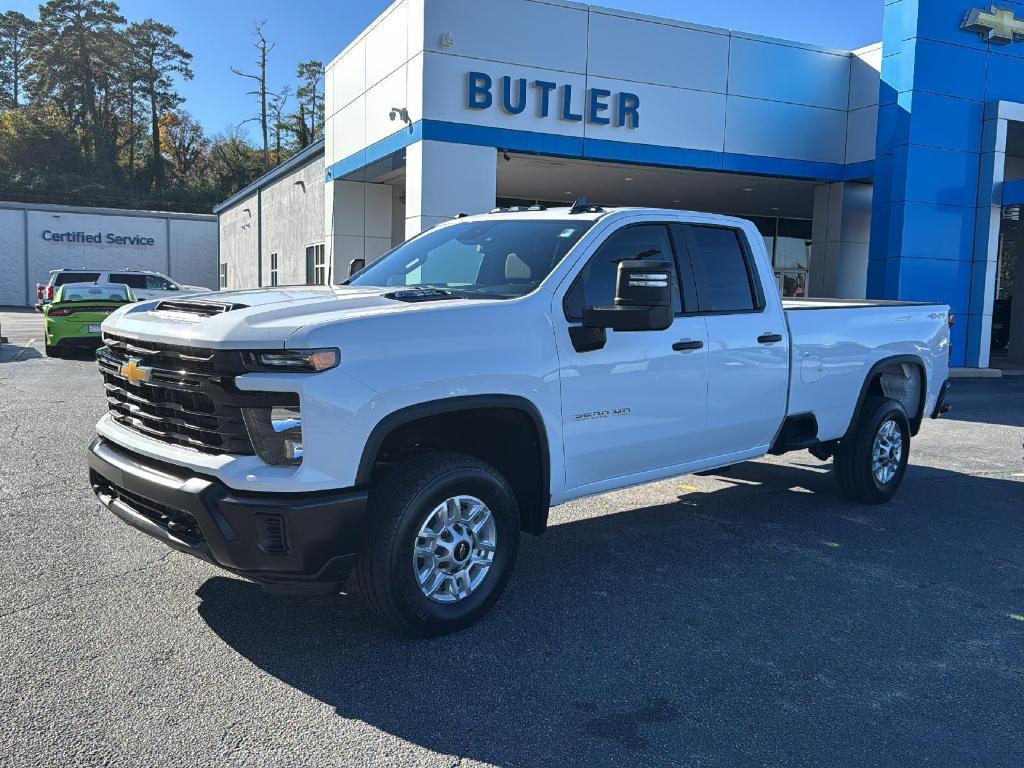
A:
[36,269,208,310]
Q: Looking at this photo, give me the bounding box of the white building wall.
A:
[325,0,424,172]
[327,181,392,277]
[0,208,26,305]
[325,0,880,173]
[322,0,883,290]
[405,141,496,237]
[846,44,882,165]
[0,203,217,306]
[324,0,419,258]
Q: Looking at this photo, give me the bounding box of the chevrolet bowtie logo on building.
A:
[963,5,1024,44]
[119,357,152,385]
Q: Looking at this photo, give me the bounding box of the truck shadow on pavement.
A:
[196,461,1024,767]
[0,342,42,363]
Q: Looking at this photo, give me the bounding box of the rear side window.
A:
[109,273,147,289]
[53,272,100,286]
[564,224,682,321]
[684,225,760,313]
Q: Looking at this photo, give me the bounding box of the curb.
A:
[949,367,1003,379]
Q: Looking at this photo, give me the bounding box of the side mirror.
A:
[582,259,674,332]
[167,284,180,291]
[348,258,365,277]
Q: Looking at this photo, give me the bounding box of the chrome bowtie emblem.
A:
[963,5,1024,44]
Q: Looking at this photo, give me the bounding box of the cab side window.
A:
[683,225,762,313]
[564,224,681,321]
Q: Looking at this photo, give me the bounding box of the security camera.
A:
[389,107,410,123]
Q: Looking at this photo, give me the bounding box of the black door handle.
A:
[672,339,704,351]
[758,333,783,344]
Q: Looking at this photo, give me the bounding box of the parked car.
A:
[86,204,952,635]
[43,282,138,357]
[35,268,206,311]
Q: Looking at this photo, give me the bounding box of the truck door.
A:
[556,222,709,492]
[679,223,789,458]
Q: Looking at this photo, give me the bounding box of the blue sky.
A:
[6,0,883,138]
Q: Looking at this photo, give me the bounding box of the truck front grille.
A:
[97,335,297,455]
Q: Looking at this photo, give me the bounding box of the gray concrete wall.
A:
[217,153,325,289]
[261,156,325,285]
[218,193,258,290]
[0,202,217,306]
[810,182,872,298]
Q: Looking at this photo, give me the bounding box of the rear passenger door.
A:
[679,223,789,458]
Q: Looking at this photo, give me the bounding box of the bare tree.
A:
[231,20,274,169]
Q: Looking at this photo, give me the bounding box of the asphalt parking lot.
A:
[1,308,1023,768]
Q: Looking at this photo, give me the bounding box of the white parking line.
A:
[11,338,36,361]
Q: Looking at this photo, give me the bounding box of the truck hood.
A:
[103,285,472,349]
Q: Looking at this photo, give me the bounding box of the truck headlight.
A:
[243,348,339,372]
[242,405,303,466]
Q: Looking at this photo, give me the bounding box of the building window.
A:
[220,263,228,288]
[774,219,811,298]
[269,252,279,287]
[747,217,812,298]
[306,243,326,285]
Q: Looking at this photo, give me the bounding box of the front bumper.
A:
[87,437,369,595]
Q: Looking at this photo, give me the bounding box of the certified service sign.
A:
[962,5,1024,44]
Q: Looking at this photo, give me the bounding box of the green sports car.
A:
[43,282,137,357]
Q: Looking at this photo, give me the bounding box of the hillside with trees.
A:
[0,0,324,213]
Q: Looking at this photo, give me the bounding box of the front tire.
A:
[833,397,910,504]
[352,451,520,636]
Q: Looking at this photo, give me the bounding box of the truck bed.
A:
[782,300,950,442]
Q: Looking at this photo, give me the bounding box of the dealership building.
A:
[215,0,1024,368]
[0,201,218,307]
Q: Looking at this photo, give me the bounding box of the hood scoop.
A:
[385,288,463,303]
[152,298,250,319]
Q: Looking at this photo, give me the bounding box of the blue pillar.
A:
[868,0,1020,367]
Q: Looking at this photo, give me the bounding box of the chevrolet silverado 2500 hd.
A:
[87,205,952,635]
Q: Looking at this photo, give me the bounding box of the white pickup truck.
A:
[87,204,952,635]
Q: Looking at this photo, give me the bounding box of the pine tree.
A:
[125,19,192,191]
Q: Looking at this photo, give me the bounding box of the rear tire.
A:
[45,344,61,358]
[833,397,910,505]
[351,451,520,636]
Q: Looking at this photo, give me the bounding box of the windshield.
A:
[348,219,594,299]
[57,283,131,303]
